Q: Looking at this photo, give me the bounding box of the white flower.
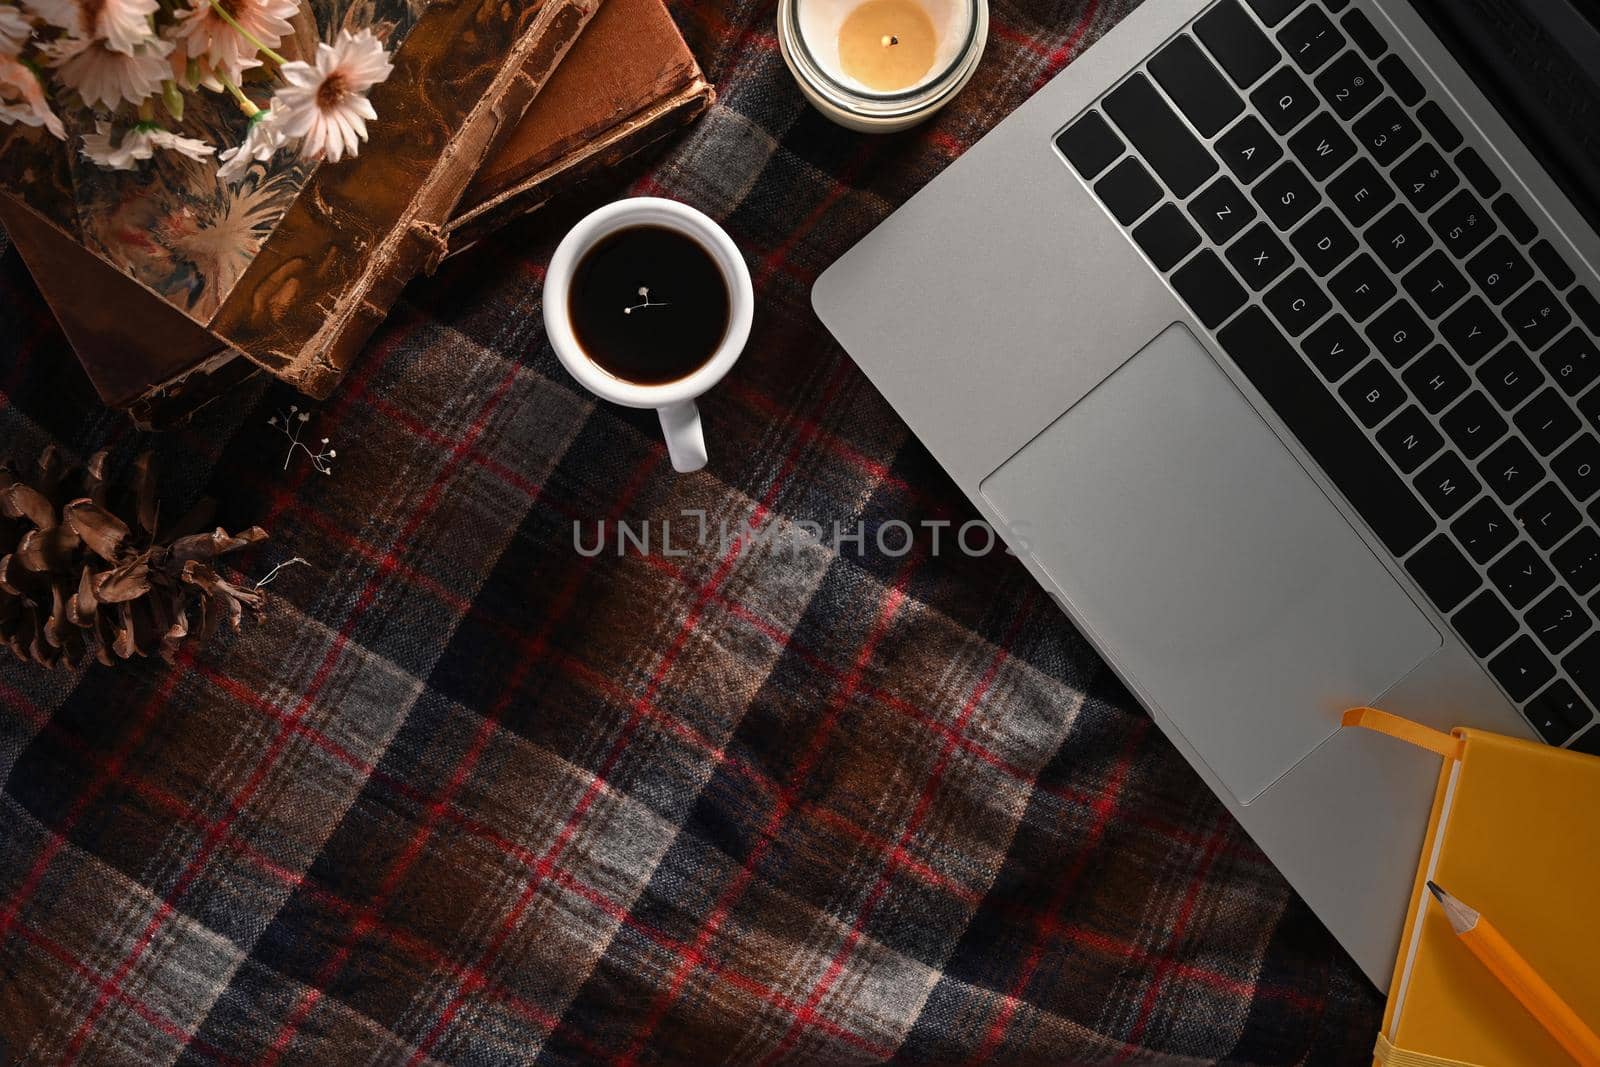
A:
[0,5,32,57]
[0,54,64,138]
[271,28,391,164]
[79,119,212,169]
[216,105,286,182]
[48,34,171,109]
[167,0,295,89]
[23,0,157,53]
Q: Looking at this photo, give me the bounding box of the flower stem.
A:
[205,0,288,66]
[218,73,260,117]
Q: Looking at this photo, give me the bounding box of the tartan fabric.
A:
[0,0,1386,1062]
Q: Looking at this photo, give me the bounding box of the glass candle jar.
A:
[777,0,988,133]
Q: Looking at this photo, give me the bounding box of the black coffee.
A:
[568,225,731,384]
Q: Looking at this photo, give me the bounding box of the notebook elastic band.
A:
[1341,707,1465,761]
[1374,1031,1485,1067]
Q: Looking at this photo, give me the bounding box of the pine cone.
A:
[0,447,269,669]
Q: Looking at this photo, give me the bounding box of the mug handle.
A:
[657,400,707,473]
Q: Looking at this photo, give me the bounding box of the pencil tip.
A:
[1426,880,1445,903]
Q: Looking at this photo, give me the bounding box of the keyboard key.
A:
[1340,9,1386,58]
[1451,496,1515,563]
[1302,313,1368,381]
[1401,250,1469,318]
[1479,436,1543,504]
[1515,481,1581,552]
[1096,157,1162,224]
[1314,51,1381,120]
[1265,268,1332,336]
[1219,307,1436,555]
[1367,204,1432,272]
[1328,159,1394,227]
[1514,388,1580,456]
[1429,190,1493,259]
[1278,6,1344,72]
[1058,112,1124,178]
[1554,527,1600,594]
[1492,193,1537,243]
[1566,633,1600,706]
[1553,435,1600,502]
[1489,541,1555,607]
[1149,35,1245,137]
[1505,281,1572,352]
[1404,346,1469,414]
[1541,330,1600,397]
[1583,388,1600,433]
[1487,635,1556,701]
[1525,680,1594,744]
[1441,391,1508,459]
[1340,359,1405,427]
[1226,222,1292,290]
[1416,101,1462,151]
[1406,534,1480,612]
[1479,344,1542,410]
[1529,240,1575,290]
[1189,175,1257,243]
[1393,144,1459,212]
[1133,204,1202,271]
[1251,67,1319,135]
[1377,54,1424,106]
[1466,236,1532,304]
[1104,74,1219,198]
[1245,0,1304,27]
[1366,300,1432,367]
[1439,296,1507,365]
[1454,590,1518,657]
[1378,405,1444,473]
[1253,161,1320,229]
[1456,147,1500,198]
[1196,0,1279,89]
[1527,587,1592,653]
[1216,116,1283,184]
[1171,251,1247,328]
[1287,112,1355,180]
[1569,286,1600,334]
[1290,207,1357,275]
[1416,451,1480,519]
[1352,98,1419,166]
[1329,253,1395,321]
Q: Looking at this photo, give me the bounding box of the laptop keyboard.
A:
[1055,0,1600,750]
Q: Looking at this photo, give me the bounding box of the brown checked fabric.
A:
[0,0,1384,1063]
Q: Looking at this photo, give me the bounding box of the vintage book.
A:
[445,0,713,251]
[0,0,599,401]
[1,0,710,425]
[1341,708,1600,1067]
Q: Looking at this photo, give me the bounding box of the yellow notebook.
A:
[1343,708,1600,1067]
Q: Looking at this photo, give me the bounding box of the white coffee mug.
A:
[544,197,755,473]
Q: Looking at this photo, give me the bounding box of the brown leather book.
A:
[0,0,710,427]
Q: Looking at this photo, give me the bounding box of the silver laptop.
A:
[813,0,1600,987]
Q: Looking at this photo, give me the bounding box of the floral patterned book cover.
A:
[0,0,596,396]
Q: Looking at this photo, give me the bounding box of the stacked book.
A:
[0,0,713,427]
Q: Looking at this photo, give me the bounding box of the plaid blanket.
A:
[0,0,1386,1062]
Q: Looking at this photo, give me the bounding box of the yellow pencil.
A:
[1427,881,1600,1067]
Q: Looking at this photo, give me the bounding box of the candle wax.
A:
[838,0,937,92]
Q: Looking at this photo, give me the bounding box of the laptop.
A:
[812,0,1600,988]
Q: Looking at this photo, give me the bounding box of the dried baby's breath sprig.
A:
[267,404,336,475]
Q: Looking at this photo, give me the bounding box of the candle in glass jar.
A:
[796,0,969,96]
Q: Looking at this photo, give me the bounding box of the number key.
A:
[1540,329,1600,397]
[1393,144,1460,212]
[1466,235,1532,304]
[1553,435,1600,502]
[1314,51,1381,120]
[1352,98,1420,166]
[1429,190,1494,258]
[1505,281,1573,352]
[1278,6,1345,73]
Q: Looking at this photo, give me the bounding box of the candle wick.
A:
[624,285,671,315]
[881,33,898,47]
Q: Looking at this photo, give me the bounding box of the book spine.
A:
[215,0,599,399]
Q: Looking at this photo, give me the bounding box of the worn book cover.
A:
[1,0,710,425]
[0,0,598,400]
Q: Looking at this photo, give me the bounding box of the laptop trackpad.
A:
[979,323,1441,804]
